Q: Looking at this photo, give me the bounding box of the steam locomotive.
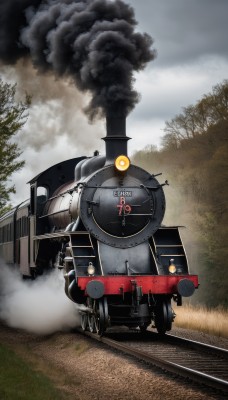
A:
[0,114,198,335]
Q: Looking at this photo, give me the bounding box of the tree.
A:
[163,80,228,149]
[0,78,30,215]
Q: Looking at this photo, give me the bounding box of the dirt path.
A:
[0,323,226,400]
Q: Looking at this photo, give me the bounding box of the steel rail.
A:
[166,333,228,359]
[79,329,228,393]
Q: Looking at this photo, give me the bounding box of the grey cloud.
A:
[129,0,228,67]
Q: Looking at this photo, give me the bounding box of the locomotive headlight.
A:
[87,262,95,276]
[169,259,177,274]
[115,155,130,172]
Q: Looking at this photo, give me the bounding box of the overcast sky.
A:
[127,0,228,151]
[1,0,227,204]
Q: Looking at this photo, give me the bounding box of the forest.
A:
[133,80,228,308]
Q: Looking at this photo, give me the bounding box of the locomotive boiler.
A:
[0,113,198,335]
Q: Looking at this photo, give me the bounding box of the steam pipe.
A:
[103,112,131,165]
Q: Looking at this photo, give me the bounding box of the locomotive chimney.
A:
[104,110,131,165]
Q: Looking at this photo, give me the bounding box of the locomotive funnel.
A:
[104,111,131,165]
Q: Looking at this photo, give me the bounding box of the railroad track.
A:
[79,328,228,394]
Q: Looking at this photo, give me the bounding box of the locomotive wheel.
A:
[103,297,109,329]
[165,299,173,331]
[88,313,96,333]
[80,313,88,331]
[155,298,173,335]
[95,300,105,336]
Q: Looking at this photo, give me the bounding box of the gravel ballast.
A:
[0,322,227,400]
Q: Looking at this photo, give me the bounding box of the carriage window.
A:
[37,186,48,202]
[37,186,48,215]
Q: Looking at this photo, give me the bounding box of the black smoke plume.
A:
[0,0,156,119]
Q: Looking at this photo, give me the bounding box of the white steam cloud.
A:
[0,263,80,335]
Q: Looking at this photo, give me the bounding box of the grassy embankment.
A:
[0,343,69,400]
[174,304,228,339]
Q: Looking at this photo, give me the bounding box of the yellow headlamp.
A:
[114,155,130,172]
[87,262,95,276]
[169,259,176,274]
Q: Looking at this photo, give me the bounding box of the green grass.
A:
[0,343,67,400]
